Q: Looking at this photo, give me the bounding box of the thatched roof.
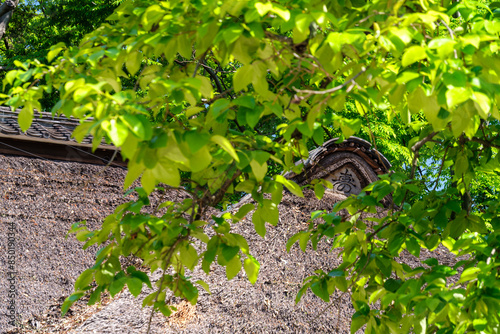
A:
[0,155,130,333]
[64,137,393,333]
[0,110,466,334]
[1,134,463,334]
[0,135,396,333]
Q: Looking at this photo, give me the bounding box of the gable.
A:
[287,137,391,197]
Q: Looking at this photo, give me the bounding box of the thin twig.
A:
[410,131,437,179]
[439,20,458,59]
[433,145,449,191]
[398,131,437,209]
[200,88,234,105]
[201,62,224,94]
[471,137,500,149]
[192,49,209,78]
[292,67,367,97]
[146,236,187,333]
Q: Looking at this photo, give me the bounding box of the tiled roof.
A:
[0,106,102,147]
[0,107,125,166]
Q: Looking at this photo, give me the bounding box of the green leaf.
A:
[295,284,309,304]
[293,13,312,43]
[180,244,199,270]
[313,126,325,146]
[314,183,325,200]
[209,99,230,118]
[334,276,347,292]
[184,131,210,153]
[109,277,126,297]
[473,318,488,331]
[250,160,268,182]
[47,42,66,62]
[72,122,93,143]
[186,106,205,117]
[233,65,253,92]
[446,87,471,108]
[244,256,260,284]
[472,92,491,119]
[414,316,426,334]
[252,208,266,237]
[102,119,129,146]
[225,255,242,280]
[126,51,142,76]
[406,237,421,257]
[375,256,392,278]
[127,277,143,297]
[234,95,256,109]
[458,267,481,283]
[221,244,240,262]
[351,315,367,334]
[262,199,279,226]
[234,203,254,221]
[74,269,94,290]
[120,114,152,140]
[402,45,427,67]
[455,152,469,176]
[299,231,310,251]
[275,175,304,197]
[384,278,402,293]
[245,106,263,129]
[141,4,165,31]
[203,237,219,274]
[328,269,344,277]
[18,105,34,132]
[211,135,239,162]
[451,106,472,138]
[195,280,211,294]
[286,232,301,252]
[408,87,444,131]
[152,158,181,187]
[141,169,156,194]
[177,33,192,59]
[311,279,330,302]
[61,292,84,316]
[129,269,152,289]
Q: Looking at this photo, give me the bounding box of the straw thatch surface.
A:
[0,153,462,334]
[71,190,388,334]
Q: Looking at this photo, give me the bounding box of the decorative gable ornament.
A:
[286,137,391,197]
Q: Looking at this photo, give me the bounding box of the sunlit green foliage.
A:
[1,0,121,64]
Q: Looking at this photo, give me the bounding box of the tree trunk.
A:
[0,0,19,42]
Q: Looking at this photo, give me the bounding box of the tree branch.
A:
[292,67,367,96]
[471,137,500,150]
[146,235,188,334]
[439,20,458,59]
[411,131,437,155]
[0,65,14,71]
[0,1,17,18]
[397,131,437,209]
[433,145,449,191]
[0,0,18,41]
[201,62,224,94]
[410,131,437,180]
